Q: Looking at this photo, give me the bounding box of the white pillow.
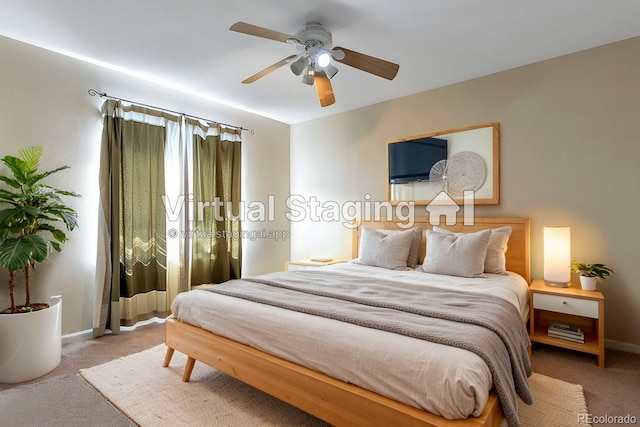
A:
[377,227,423,268]
[421,229,491,278]
[357,227,415,270]
[433,226,511,274]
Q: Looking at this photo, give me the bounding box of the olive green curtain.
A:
[190,133,242,285]
[96,101,170,335]
[94,100,242,337]
[118,119,167,314]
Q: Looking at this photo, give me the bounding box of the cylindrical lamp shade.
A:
[543,226,571,287]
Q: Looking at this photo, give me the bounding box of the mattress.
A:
[170,263,529,420]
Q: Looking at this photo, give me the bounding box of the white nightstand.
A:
[529,279,605,367]
[286,259,346,272]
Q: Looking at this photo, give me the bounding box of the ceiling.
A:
[1,1,640,124]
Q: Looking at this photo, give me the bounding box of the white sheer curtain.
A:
[163,118,188,311]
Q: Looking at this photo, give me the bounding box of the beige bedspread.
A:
[170,263,530,422]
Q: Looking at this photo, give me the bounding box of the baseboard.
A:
[62,328,94,344]
[605,339,640,355]
[62,317,166,345]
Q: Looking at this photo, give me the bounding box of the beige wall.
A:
[0,36,291,336]
[290,37,640,349]
[3,31,638,349]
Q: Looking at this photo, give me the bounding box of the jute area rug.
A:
[80,345,589,427]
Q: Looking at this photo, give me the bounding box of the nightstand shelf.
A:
[529,279,605,367]
[529,328,600,354]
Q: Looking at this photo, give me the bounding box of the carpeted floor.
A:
[77,344,590,427]
[0,373,135,427]
[2,321,639,426]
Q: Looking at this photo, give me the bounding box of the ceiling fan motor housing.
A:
[292,22,336,77]
[295,22,333,48]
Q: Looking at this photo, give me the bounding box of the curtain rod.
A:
[88,89,254,135]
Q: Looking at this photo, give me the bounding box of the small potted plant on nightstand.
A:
[571,261,614,291]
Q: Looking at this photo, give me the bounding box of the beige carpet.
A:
[80,344,589,427]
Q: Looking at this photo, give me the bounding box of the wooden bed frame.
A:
[164,217,530,427]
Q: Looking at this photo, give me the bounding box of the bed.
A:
[164,217,531,427]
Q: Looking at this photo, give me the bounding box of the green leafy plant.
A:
[571,261,614,279]
[0,146,79,313]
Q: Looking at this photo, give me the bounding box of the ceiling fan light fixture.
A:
[290,56,308,76]
[324,63,339,79]
[330,48,345,61]
[317,51,331,68]
[302,67,315,85]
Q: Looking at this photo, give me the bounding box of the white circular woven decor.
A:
[446,151,486,196]
[429,159,448,183]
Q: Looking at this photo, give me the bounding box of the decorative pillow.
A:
[433,226,512,274]
[421,229,491,278]
[377,227,423,268]
[357,227,415,270]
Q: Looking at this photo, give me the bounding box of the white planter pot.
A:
[580,275,597,291]
[0,296,62,383]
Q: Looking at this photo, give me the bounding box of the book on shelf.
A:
[548,330,585,343]
[548,328,584,339]
[549,323,583,336]
[548,323,585,343]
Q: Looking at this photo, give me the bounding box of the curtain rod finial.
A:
[88,89,106,97]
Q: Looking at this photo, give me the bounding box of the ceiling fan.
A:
[229,21,400,107]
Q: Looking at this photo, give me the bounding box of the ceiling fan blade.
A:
[314,71,335,107]
[230,22,298,44]
[333,46,399,80]
[242,54,298,84]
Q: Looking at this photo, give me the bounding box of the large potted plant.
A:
[0,146,79,383]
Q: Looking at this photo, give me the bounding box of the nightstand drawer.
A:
[533,293,599,318]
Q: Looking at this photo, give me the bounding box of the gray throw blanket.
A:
[202,270,532,427]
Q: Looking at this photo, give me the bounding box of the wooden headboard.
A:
[352,217,530,283]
